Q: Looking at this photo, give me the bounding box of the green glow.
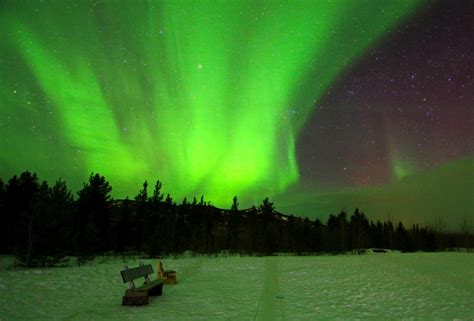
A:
[0,1,423,205]
[389,140,418,181]
[274,158,474,228]
[393,159,416,181]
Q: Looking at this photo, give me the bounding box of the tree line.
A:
[0,171,472,267]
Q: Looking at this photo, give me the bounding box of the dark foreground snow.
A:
[0,253,473,320]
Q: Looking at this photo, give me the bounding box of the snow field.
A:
[0,253,473,320]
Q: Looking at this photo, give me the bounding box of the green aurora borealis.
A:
[0,1,423,202]
[2,0,472,225]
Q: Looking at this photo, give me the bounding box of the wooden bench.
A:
[120,263,164,306]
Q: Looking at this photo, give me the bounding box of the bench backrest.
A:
[121,264,154,283]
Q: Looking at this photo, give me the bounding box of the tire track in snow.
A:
[254,256,285,321]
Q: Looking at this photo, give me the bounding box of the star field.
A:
[297,0,473,186]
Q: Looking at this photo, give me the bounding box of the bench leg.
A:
[122,291,149,306]
[148,283,163,296]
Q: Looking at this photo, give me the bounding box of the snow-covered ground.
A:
[0,253,473,320]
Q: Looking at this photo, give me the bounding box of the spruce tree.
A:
[231,196,239,212]
[76,173,112,255]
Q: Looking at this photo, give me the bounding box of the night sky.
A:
[1,0,472,226]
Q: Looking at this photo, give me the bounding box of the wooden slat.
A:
[121,264,154,283]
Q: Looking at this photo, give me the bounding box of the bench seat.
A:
[136,279,164,296]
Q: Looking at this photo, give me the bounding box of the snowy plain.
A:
[0,252,473,320]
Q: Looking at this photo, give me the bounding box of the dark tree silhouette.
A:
[3,175,20,254]
[350,208,369,253]
[134,180,150,252]
[14,171,40,266]
[259,197,274,214]
[459,218,473,248]
[165,193,173,206]
[38,179,74,264]
[75,173,112,256]
[338,211,349,252]
[231,196,239,212]
[258,198,277,253]
[0,171,471,260]
[150,180,164,204]
[228,196,240,249]
[135,180,148,203]
[115,197,132,253]
[326,211,348,252]
[395,221,409,252]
